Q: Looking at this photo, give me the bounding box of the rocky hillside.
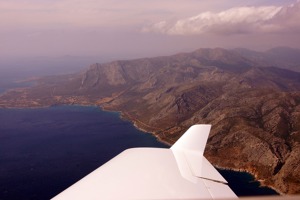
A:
[0,47,300,194]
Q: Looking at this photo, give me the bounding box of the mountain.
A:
[0,47,300,194]
[234,46,300,72]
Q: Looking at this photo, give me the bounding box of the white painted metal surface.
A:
[52,124,237,200]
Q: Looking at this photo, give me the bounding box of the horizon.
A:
[0,45,299,79]
[1,0,300,59]
[1,45,299,62]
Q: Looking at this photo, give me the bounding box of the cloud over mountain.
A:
[143,1,300,35]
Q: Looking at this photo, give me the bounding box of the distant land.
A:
[0,46,299,194]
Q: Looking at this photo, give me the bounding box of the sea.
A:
[0,105,278,200]
[218,169,278,196]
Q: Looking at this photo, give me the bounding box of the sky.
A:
[1,0,300,60]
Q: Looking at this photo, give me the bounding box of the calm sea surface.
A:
[0,106,277,200]
[218,169,278,196]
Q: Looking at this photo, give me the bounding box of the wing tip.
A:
[171,124,211,153]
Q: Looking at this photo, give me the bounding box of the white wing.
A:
[52,124,237,200]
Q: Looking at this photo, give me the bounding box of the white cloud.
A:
[144,1,300,35]
[1,0,299,57]
[0,0,234,29]
[3,0,286,30]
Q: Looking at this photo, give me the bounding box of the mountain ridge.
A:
[233,46,300,72]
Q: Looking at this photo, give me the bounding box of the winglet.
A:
[171,124,211,155]
[171,124,228,184]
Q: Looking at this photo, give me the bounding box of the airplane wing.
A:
[52,124,238,199]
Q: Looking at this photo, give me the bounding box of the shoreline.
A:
[101,105,173,146]
[123,116,173,146]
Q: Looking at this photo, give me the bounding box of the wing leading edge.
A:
[52,124,237,200]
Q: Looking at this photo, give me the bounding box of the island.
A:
[1,47,300,194]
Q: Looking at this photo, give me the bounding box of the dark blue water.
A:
[0,106,168,200]
[218,169,278,196]
[0,106,278,200]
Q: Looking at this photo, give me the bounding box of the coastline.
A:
[120,112,173,146]
[101,105,173,146]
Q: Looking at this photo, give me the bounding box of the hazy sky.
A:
[1,0,299,59]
